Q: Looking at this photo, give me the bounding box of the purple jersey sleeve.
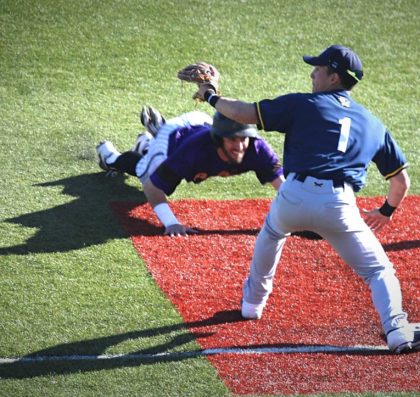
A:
[251,138,283,184]
[149,132,214,196]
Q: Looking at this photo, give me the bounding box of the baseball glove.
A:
[177,62,220,101]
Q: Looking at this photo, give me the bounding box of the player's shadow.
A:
[0,170,323,255]
[0,172,150,255]
[0,309,393,380]
[0,310,243,379]
[382,240,420,251]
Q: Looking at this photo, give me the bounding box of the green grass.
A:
[0,0,419,396]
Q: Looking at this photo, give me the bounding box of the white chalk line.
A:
[0,345,390,364]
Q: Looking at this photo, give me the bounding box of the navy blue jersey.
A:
[256,90,408,191]
[150,128,283,196]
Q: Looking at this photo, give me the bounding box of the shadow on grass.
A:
[0,310,243,379]
[0,309,395,380]
[0,172,147,255]
[2,173,417,255]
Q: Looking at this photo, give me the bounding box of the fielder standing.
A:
[187,45,418,353]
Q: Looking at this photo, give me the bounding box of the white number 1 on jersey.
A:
[338,117,351,152]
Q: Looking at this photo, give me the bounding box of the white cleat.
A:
[140,105,165,137]
[96,141,120,176]
[241,300,266,320]
[387,323,420,353]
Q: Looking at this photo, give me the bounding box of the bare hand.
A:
[362,208,391,232]
[163,223,198,237]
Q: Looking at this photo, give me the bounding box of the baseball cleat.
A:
[96,141,120,176]
[132,131,153,156]
[387,323,420,353]
[140,105,165,137]
[241,299,265,320]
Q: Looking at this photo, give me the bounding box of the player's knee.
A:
[113,151,142,176]
[358,261,395,284]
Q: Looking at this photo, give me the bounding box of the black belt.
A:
[293,173,345,188]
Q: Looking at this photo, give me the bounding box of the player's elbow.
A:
[399,169,410,192]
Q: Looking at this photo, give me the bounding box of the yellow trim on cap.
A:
[384,164,409,180]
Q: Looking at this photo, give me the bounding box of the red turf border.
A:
[111,196,420,395]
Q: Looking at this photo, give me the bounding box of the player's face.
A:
[310,66,337,93]
[219,136,250,164]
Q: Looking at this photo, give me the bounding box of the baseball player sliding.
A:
[178,45,419,353]
[97,108,283,236]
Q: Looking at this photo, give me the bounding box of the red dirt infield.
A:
[111,196,420,395]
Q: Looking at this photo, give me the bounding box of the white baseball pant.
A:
[243,173,409,334]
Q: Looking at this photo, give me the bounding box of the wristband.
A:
[154,203,179,227]
[203,89,216,101]
[204,90,220,107]
[208,94,220,107]
[379,199,396,217]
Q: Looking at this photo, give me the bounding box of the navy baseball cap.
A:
[303,45,364,82]
[210,112,258,138]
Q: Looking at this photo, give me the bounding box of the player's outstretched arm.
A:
[198,84,259,125]
[142,178,197,237]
